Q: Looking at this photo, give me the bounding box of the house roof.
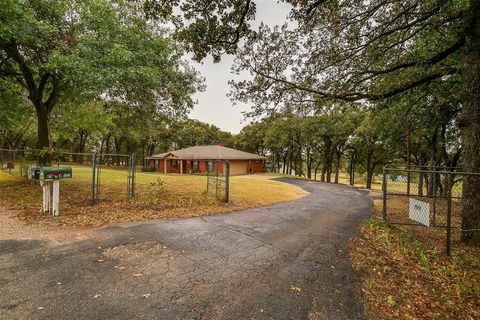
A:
[145,145,266,160]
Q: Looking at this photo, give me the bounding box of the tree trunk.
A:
[460,0,480,243]
[326,154,333,183]
[35,105,52,165]
[114,137,123,165]
[306,147,311,179]
[418,159,424,196]
[334,148,341,184]
[366,151,373,189]
[288,150,293,175]
[349,152,356,186]
[314,161,321,180]
[270,152,276,172]
[366,168,375,189]
[75,129,88,163]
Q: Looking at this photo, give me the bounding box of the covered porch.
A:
[148,155,219,174]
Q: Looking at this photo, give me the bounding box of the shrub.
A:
[141,166,156,172]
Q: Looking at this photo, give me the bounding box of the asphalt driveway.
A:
[0,178,372,320]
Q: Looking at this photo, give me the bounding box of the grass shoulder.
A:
[350,200,480,319]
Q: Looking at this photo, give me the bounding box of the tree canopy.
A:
[0,0,203,158]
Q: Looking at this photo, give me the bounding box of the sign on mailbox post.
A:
[39,167,72,180]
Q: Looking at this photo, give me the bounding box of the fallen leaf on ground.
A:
[291,286,302,295]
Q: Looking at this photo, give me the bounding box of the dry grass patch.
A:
[0,170,306,227]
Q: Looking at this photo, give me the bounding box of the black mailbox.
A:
[28,167,41,180]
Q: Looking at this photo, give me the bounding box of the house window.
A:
[171,160,177,169]
[193,161,199,172]
[255,160,260,164]
[207,161,213,172]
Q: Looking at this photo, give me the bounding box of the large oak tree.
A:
[147,0,479,242]
[0,0,202,163]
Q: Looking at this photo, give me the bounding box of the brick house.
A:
[145,145,266,175]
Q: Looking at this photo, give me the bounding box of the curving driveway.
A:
[0,178,372,320]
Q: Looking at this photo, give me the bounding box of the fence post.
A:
[446,171,452,256]
[215,160,219,198]
[382,166,387,222]
[127,156,131,199]
[407,165,411,196]
[8,150,12,174]
[206,165,210,193]
[130,154,136,199]
[432,169,437,226]
[225,160,230,203]
[349,152,355,186]
[91,152,97,204]
[95,154,101,201]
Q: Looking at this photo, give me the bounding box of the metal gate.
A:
[1,149,229,206]
[382,164,480,255]
[92,153,133,203]
[206,160,230,202]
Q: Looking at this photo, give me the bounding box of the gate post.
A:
[91,152,97,205]
[206,166,210,193]
[215,160,219,198]
[225,160,230,203]
[130,154,136,199]
[446,171,452,256]
[127,155,131,199]
[432,168,437,226]
[382,166,387,222]
[127,153,135,199]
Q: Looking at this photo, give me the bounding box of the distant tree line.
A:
[232,94,460,190]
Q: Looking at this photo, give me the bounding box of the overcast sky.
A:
[187,0,292,134]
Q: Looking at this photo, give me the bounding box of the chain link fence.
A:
[133,158,230,207]
[93,153,133,203]
[0,149,95,206]
[382,164,480,255]
[0,149,230,219]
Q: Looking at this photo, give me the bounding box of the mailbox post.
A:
[30,167,72,216]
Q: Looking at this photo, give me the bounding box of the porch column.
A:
[180,160,183,174]
[164,159,167,174]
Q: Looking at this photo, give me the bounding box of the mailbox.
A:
[39,167,72,180]
[38,166,72,217]
[28,167,41,180]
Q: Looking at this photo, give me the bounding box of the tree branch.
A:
[248,61,457,102]
[1,42,38,100]
[360,36,465,76]
[306,0,328,15]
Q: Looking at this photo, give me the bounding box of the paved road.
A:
[0,178,372,320]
